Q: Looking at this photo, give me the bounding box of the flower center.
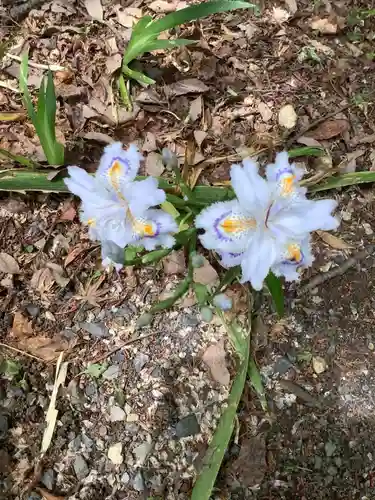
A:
[280,174,296,196]
[285,243,303,264]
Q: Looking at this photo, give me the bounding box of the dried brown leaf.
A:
[339,149,365,173]
[30,268,55,294]
[142,132,157,153]
[84,0,103,21]
[311,18,337,34]
[145,152,165,176]
[232,435,266,487]
[64,244,87,266]
[257,102,272,122]
[36,488,65,500]
[188,96,203,123]
[0,253,20,274]
[316,230,353,250]
[202,340,230,386]
[163,250,186,275]
[194,130,207,148]
[167,79,209,97]
[83,131,114,145]
[297,136,323,148]
[193,257,218,285]
[308,119,349,140]
[148,0,178,13]
[59,201,77,221]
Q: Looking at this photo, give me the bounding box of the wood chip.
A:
[202,340,230,386]
[316,230,353,250]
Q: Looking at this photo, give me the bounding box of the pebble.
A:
[26,304,40,317]
[84,382,98,398]
[133,352,149,373]
[41,468,55,490]
[110,406,126,422]
[102,365,120,380]
[79,321,109,338]
[108,442,123,465]
[133,442,152,465]
[126,413,139,422]
[181,314,199,327]
[73,455,89,480]
[121,472,130,484]
[312,356,327,374]
[135,313,153,328]
[98,425,107,437]
[175,414,200,438]
[132,471,145,491]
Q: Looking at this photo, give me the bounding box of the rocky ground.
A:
[1,0,375,499]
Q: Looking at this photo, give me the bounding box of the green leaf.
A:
[122,64,156,85]
[309,171,375,192]
[132,15,153,34]
[248,356,268,412]
[288,146,324,158]
[194,282,209,305]
[0,169,67,192]
[160,200,180,218]
[0,149,38,168]
[0,359,22,378]
[149,1,258,34]
[265,272,284,318]
[191,319,250,499]
[141,248,172,264]
[84,363,107,378]
[144,38,197,52]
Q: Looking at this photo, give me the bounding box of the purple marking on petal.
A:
[214,210,233,242]
[275,166,293,180]
[112,156,131,175]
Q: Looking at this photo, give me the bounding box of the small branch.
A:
[0,342,44,362]
[5,53,66,72]
[298,245,374,295]
[88,331,157,364]
[0,81,19,93]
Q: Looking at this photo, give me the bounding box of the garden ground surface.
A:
[1,0,375,499]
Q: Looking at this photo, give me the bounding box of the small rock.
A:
[182,314,199,327]
[274,356,294,375]
[102,365,120,380]
[26,304,40,317]
[312,356,327,374]
[73,455,89,479]
[126,413,139,422]
[200,307,213,323]
[325,441,337,457]
[80,321,109,338]
[278,104,298,129]
[133,442,152,465]
[175,414,200,438]
[132,471,145,492]
[85,382,98,398]
[108,442,123,465]
[41,468,55,490]
[98,425,107,437]
[110,406,126,422]
[61,328,76,340]
[133,352,149,373]
[121,472,130,484]
[81,434,94,449]
[135,313,153,329]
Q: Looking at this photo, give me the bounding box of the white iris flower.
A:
[64,142,178,269]
[196,152,339,290]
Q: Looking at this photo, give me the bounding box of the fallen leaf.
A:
[339,149,365,173]
[41,353,68,453]
[188,96,203,123]
[297,136,323,148]
[232,435,266,487]
[105,53,122,74]
[202,340,230,386]
[64,244,87,266]
[257,102,273,122]
[284,0,297,14]
[81,132,113,146]
[0,112,25,121]
[272,7,290,24]
[194,130,207,148]
[193,257,218,286]
[316,230,352,249]
[136,89,163,104]
[115,6,143,27]
[84,0,103,21]
[30,268,55,294]
[308,119,349,140]
[46,263,70,288]
[145,152,165,176]
[59,201,77,221]
[163,250,186,275]
[167,79,209,97]
[10,313,69,362]
[278,104,297,129]
[142,132,157,153]
[311,18,337,34]
[148,0,177,13]
[0,253,20,274]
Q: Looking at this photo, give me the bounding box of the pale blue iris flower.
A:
[196,152,339,290]
[64,142,178,269]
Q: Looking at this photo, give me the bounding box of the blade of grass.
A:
[0,170,67,192]
[288,146,324,158]
[265,272,284,317]
[0,150,39,169]
[191,314,250,500]
[309,171,375,192]
[118,74,132,111]
[122,65,155,85]
[248,356,268,412]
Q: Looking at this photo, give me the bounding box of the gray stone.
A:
[274,356,294,375]
[80,322,109,338]
[175,414,200,438]
[114,306,133,317]
[121,472,130,484]
[110,406,126,422]
[26,304,40,317]
[133,442,152,465]
[41,468,55,490]
[102,365,120,380]
[181,314,199,327]
[133,352,149,373]
[73,455,89,480]
[61,328,76,340]
[135,313,153,329]
[132,471,145,491]
[81,434,94,449]
[85,382,97,398]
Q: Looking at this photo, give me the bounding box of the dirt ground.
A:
[1,0,375,499]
